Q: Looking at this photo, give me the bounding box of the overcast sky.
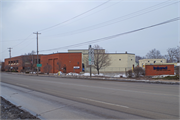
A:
[0,0,179,61]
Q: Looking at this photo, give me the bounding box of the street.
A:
[1,73,179,119]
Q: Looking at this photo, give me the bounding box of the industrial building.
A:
[4,55,43,72]
[41,53,82,73]
[139,59,167,68]
[4,53,82,73]
[68,49,135,73]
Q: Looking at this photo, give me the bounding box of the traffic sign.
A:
[37,64,42,67]
[88,47,94,65]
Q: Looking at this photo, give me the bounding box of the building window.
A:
[154,61,156,63]
[77,62,79,65]
[131,59,132,61]
[119,59,121,61]
[161,61,162,62]
[148,61,149,62]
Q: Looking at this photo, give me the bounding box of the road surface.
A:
[1,73,179,119]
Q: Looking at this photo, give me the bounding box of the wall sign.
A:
[73,66,80,69]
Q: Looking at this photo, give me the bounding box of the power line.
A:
[38,0,112,32]
[39,17,180,52]
[1,0,176,43]
[45,0,179,38]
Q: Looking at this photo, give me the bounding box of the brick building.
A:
[4,53,82,73]
[41,53,82,73]
[4,55,43,72]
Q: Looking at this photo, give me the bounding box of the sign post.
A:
[88,45,94,78]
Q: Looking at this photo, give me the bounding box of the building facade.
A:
[68,49,135,73]
[139,59,167,68]
[4,55,42,72]
[41,53,82,73]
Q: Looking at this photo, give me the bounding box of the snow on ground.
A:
[81,73,95,76]
[114,74,127,78]
[152,75,175,78]
[66,72,79,76]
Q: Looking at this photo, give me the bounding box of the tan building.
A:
[68,49,135,73]
[139,59,167,68]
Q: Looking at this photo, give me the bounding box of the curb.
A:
[6,72,180,85]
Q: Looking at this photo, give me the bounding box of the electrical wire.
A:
[39,17,180,52]
[1,0,176,43]
[44,0,179,38]
[38,0,112,32]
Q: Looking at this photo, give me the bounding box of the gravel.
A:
[0,96,40,119]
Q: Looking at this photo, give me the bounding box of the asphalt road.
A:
[1,73,179,119]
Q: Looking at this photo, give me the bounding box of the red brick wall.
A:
[41,53,82,73]
[4,55,43,72]
[145,65,174,76]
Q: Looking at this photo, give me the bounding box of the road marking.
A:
[79,97,129,108]
[16,83,29,88]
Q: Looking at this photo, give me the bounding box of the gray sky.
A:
[0,0,179,61]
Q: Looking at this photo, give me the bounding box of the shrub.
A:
[175,66,179,77]
[133,67,144,77]
[126,69,133,78]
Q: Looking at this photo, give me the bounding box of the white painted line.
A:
[16,83,29,88]
[79,97,129,108]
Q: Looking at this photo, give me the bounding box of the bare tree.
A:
[174,46,180,62]
[164,47,179,63]
[43,63,52,74]
[133,67,144,77]
[146,49,162,59]
[135,55,145,64]
[87,45,111,74]
[21,51,36,72]
[166,47,176,62]
[56,61,62,71]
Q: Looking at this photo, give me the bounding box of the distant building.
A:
[4,53,82,73]
[68,49,135,73]
[139,59,166,68]
[4,55,43,72]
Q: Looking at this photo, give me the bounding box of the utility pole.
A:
[8,48,12,72]
[33,32,41,76]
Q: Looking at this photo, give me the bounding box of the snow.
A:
[114,74,127,78]
[94,73,104,76]
[81,73,95,76]
[152,75,175,78]
[66,72,79,76]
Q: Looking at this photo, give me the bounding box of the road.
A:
[1,73,179,119]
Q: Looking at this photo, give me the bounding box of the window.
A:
[77,62,79,65]
[119,59,121,61]
[16,60,18,63]
[148,61,149,62]
[161,61,162,62]
[131,59,132,61]
[154,61,156,63]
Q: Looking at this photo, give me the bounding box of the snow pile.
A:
[81,73,95,76]
[66,72,79,76]
[114,74,127,78]
[94,73,104,76]
[152,75,175,78]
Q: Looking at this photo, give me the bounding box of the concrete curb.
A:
[6,72,180,85]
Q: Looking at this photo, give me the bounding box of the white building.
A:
[139,59,167,68]
[68,49,135,73]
